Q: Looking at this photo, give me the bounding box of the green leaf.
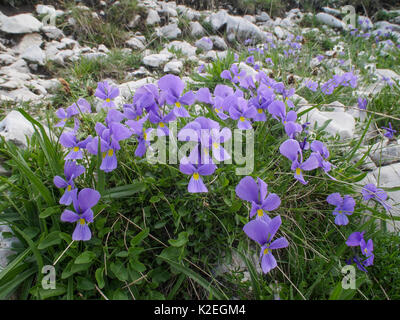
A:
[32,285,67,300]
[110,262,129,281]
[75,251,97,264]
[104,181,147,198]
[39,206,60,219]
[38,231,62,250]
[168,232,189,247]
[130,227,149,247]
[77,277,95,291]
[95,267,105,289]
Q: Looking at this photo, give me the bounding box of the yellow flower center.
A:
[159,122,165,128]
[257,209,264,217]
[144,132,147,140]
[106,98,111,103]
[73,146,79,152]
[136,116,140,120]
[67,185,72,191]
[364,248,368,254]
[215,108,219,113]
[193,173,199,180]
[204,148,209,155]
[237,76,241,80]
[102,149,114,158]
[295,168,302,176]
[79,218,85,225]
[258,109,263,114]
[239,116,245,122]
[213,142,219,149]
[263,247,270,255]
[176,102,181,108]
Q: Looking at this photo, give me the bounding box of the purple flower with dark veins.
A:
[346,231,365,247]
[360,238,374,267]
[279,139,319,185]
[54,161,85,205]
[158,74,195,118]
[179,157,216,193]
[59,132,92,160]
[243,215,289,273]
[60,188,100,241]
[326,193,355,225]
[361,183,391,212]
[235,176,281,219]
[95,81,120,109]
[148,110,176,136]
[221,64,246,84]
[229,97,257,130]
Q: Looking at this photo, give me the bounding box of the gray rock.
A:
[6,87,41,102]
[315,13,345,29]
[322,7,341,17]
[142,53,172,68]
[158,23,181,40]
[177,6,200,21]
[36,4,64,17]
[126,37,145,50]
[371,163,400,232]
[256,12,271,23]
[210,10,229,31]
[210,36,228,51]
[0,110,37,147]
[164,60,183,74]
[370,139,400,166]
[0,53,16,66]
[0,225,20,271]
[14,33,43,54]
[226,16,266,42]
[119,77,155,98]
[42,26,64,40]
[298,106,355,140]
[0,12,42,34]
[375,21,400,33]
[274,26,286,39]
[167,41,196,57]
[190,21,205,38]
[195,37,213,51]
[146,9,161,26]
[21,45,46,66]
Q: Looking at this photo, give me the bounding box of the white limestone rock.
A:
[298,106,355,140]
[0,12,42,34]
[146,9,161,26]
[190,21,205,38]
[315,13,346,29]
[167,41,196,57]
[20,45,46,66]
[126,37,145,50]
[163,60,183,75]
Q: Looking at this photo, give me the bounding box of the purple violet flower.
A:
[54,161,85,205]
[361,183,391,212]
[95,81,120,109]
[326,193,356,225]
[61,188,100,241]
[235,176,281,219]
[243,215,289,273]
[279,139,319,185]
